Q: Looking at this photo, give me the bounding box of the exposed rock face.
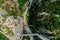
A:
[0,0,33,40]
[0,0,23,40]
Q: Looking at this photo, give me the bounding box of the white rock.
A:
[0,8,7,15]
[13,0,18,3]
[51,0,56,2]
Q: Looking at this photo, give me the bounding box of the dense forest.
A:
[19,0,60,40]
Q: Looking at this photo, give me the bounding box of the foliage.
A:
[0,32,9,40]
[18,0,27,11]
